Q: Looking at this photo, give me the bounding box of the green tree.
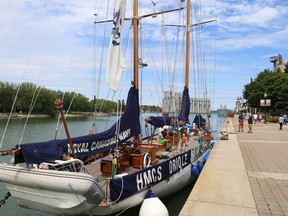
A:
[16,82,37,113]
[72,93,91,112]
[0,81,130,116]
[274,80,288,115]
[35,88,58,116]
[0,82,17,113]
[243,69,288,115]
[284,62,288,74]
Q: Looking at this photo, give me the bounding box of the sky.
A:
[0,0,288,111]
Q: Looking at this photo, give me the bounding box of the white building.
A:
[190,98,211,114]
[235,96,243,113]
[162,91,211,114]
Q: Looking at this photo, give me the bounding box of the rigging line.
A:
[0,5,48,148]
[92,3,98,132]
[112,47,129,143]
[54,113,62,140]
[140,14,170,106]
[196,5,207,96]
[162,13,175,93]
[139,21,150,132]
[170,5,184,95]
[19,56,49,145]
[60,0,88,105]
[92,0,110,133]
[96,0,111,99]
[192,0,207,101]
[200,20,209,104]
[139,21,143,111]
[191,25,197,99]
[19,85,43,145]
[199,25,208,100]
[57,92,79,137]
[92,2,97,96]
[212,19,218,111]
[165,15,176,92]
[51,5,86,137]
[190,2,197,99]
[158,7,181,107]
[200,2,210,106]
[194,16,202,99]
[140,26,163,106]
[197,4,205,100]
[97,89,113,133]
[92,0,106,102]
[160,14,170,90]
[109,177,125,205]
[203,22,215,112]
[173,0,185,85]
[160,18,165,94]
[180,13,186,93]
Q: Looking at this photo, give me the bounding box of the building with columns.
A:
[162,91,211,114]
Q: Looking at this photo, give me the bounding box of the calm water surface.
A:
[0,113,226,216]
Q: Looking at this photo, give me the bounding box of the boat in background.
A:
[0,0,216,215]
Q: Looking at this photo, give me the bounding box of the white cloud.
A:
[1,0,288,111]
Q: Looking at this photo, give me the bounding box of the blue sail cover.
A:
[20,87,140,164]
[145,116,174,128]
[177,87,190,123]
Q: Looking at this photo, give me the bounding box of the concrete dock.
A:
[180,117,288,216]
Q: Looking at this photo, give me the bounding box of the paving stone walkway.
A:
[180,116,288,216]
[233,117,288,216]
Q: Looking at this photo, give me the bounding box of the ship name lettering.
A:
[136,166,162,191]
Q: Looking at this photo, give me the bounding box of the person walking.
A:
[238,113,245,132]
[253,113,258,124]
[258,113,263,124]
[248,114,253,133]
[279,115,284,130]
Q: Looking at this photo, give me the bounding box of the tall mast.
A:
[185,0,190,89]
[133,0,139,89]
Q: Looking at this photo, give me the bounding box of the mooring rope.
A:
[0,192,11,208]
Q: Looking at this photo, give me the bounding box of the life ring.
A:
[143,153,151,169]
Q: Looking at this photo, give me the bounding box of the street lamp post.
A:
[264,93,267,123]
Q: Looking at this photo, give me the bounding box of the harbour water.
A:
[0,113,226,216]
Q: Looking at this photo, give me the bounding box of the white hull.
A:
[0,147,209,215]
[90,146,211,216]
[0,164,105,215]
[91,164,196,215]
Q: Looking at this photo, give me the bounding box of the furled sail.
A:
[177,87,190,123]
[192,114,206,128]
[20,87,140,164]
[106,0,127,91]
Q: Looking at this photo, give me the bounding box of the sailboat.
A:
[0,0,216,215]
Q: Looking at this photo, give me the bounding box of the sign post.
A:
[260,93,271,123]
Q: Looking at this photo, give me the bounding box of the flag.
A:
[106,0,126,91]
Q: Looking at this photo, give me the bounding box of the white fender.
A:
[142,153,151,169]
[139,190,169,216]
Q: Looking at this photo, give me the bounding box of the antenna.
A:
[270,55,279,71]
